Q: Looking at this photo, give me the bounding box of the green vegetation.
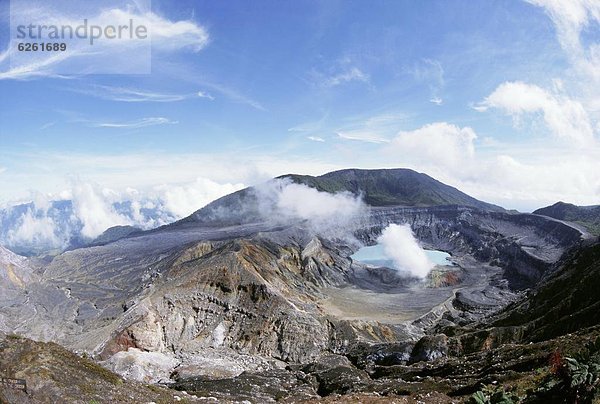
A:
[469,385,520,404]
[534,201,600,236]
[530,338,600,403]
[283,168,503,210]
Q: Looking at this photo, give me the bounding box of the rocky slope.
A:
[0,168,591,402]
[0,333,200,403]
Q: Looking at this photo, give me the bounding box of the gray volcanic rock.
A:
[88,225,142,247]
[0,168,588,398]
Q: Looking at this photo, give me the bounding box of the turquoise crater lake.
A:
[351,244,452,268]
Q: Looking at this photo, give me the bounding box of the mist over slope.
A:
[285,168,504,210]
[178,168,504,229]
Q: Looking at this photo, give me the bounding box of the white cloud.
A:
[0,48,9,65]
[430,97,443,105]
[307,136,325,142]
[288,115,329,133]
[525,0,600,117]
[476,81,596,146]
[6,207,62,248]
[369,121,600,211]
[70,182,131,238]
[255,179,366,238]
[91,117,178,129]
[1,176,246,250]
[133,10,209,52]
[0,50,74,80]
[312,65,370,88]
[526,0,600,81]
[333,111,409,145]
[378,224,434,278]
[323,67,369,87]
[154,177,245,218]
[388,122,476,171]
[275,181,364,221]
[0,150,340,204]
[197,91,215,100]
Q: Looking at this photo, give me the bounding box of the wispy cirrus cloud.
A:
[334,111,408,144]
[526,0,600,82]
[90,117,178,129]
[197,80,266,111]
[336,131,389,144]
[39,122,57,130]
[310,61,370,88]
[307,136,325,142]
[412,58,445,105]
[74,85,214,102]
[322,66,369,87]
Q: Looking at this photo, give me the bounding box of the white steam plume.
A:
[255,179,366,238]
[378,224,434,278]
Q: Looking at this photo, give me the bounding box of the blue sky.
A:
[0,0,599,214]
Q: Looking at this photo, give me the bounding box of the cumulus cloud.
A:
[70,182,131,238]
[276,182,363,221]
[475,81,595,146]
[0,175,246,253]
[388,122,477,172]
[6,207,62,248]
[378,224,434,278]
[155,177,245,218]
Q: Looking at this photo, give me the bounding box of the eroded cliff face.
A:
[97,235,414,368]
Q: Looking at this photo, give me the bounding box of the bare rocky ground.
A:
[0,170,592,403]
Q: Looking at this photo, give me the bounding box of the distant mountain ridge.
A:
[283,168,503,210]
[179,168,504,227]
[534,201,600,236]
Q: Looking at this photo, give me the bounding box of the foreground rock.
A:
[0,333,196,403]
